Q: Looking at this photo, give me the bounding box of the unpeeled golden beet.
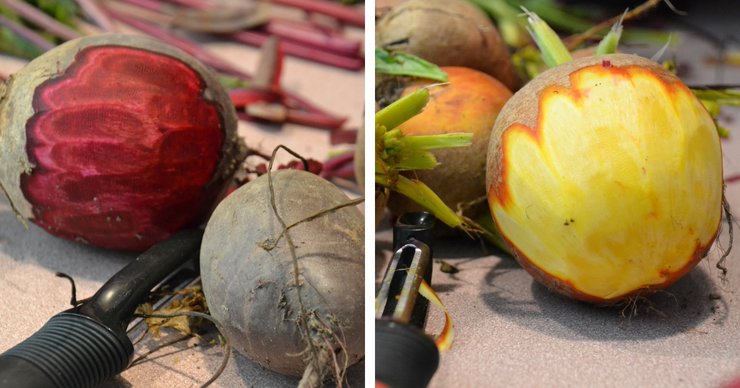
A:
[388,66,512,218]
[376,0,519,91]
[486,54,723,303]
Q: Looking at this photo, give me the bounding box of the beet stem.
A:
[101,0,349,130]
[265,19,361,56]
[0,13,55,52]
[271,0,364,27]
[286,109,346,130]
[116,0,163,12]
[279,90,345,119]
[253,36,283,89]
[321,160,356,180]
[77,0,119,32]
[229,88,281,107]
[2,0,81,41]
[322,152,354,173]
[104,0,172,26]
[163,0,209,10]
[230,30,364,70]
[106,8,250,78]
[321,164,355,180]
[329,128,358,145]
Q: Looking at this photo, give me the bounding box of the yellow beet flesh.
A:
[487,56,722,302]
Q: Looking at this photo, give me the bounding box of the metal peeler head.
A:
[376,212,436,327]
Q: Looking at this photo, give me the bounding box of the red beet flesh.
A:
[21,45,225,251]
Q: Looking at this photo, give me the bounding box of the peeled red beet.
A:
[0,34,245,251]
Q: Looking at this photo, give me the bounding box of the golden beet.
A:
[389,66,512,218]
[486,54,722,303]
[376,0,519,90]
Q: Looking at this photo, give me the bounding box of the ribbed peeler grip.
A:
[0,312,133,388]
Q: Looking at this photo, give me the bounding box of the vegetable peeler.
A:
[0,229,203,388]
[376,212,439,388]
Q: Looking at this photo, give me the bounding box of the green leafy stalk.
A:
[621,28,673,45]
[513,0,592,33]
[466,0,529,47]
[377,92,472,173]
[377,128,439,171]
[595,11,624,55]
[692,89,740,107]
[716,124,731,138]
[693,88,740,138]
[375,48,448,82]
[701,99,720,117]
[400,133,474,151]
[376,87,430,131]
[522,7,572,68]
[387,149,439,171]
[376,89,476,230]
[218,74,251,90]
[0,5,45,58]
[474,212,510,253]
[381,130,473,171]
[376,174,464,229]
[511,45,546,83]
[378,128,473,173]
[29,0,78,27]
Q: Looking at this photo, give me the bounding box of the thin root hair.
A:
[716,191,734,278]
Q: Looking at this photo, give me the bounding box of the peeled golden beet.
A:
[376,0,519,90]
[486,54,723,303]
[388,66,512,218]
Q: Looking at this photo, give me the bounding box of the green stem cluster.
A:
[375,88,474,229]
[375,48,448,82]
[595,11,624,55]
[693,88,740,137]
[522,7,572,67]
[466,0,529,48]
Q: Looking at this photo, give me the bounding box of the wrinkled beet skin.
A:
[21,45,225,251]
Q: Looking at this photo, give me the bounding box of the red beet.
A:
[0,35,244,251]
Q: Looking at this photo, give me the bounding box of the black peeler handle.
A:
[393,212,436,251]
[0,229,203,388]
[375,320,439,388]
[377,212,439,388]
